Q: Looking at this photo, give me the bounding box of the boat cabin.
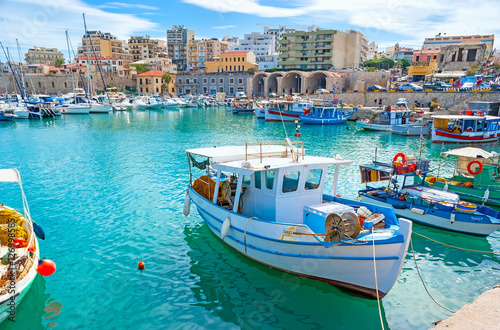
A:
[379,110,412,125]
[433,115,500,134]
[187,141,352,223]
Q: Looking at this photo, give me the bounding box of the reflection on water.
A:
[184,223,390,329]
[0,107,498,329]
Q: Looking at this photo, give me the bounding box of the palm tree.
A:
[162,73,172,95]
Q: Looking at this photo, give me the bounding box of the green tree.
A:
[162,73,172,84]
[246,67,257,74]
[365,66,378,72]
[130,64,148,74]
[54,58,64,68]
[397,58,411,72]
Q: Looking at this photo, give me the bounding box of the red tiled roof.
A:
[137,70,165,77]
[222,51,250,56]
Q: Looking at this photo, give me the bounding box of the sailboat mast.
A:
[15,39,28,95]
[66,30,76,95]
[83,13,92,98]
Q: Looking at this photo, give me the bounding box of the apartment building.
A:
[128,36,156,61]
[25,46,64,65]
[166,25,195,71]
[78,31,132,66]
[187,39,229,71]
[414,33,495,63]
[175,72,250,96]
[205,51,258,73]
[278,29,369,70]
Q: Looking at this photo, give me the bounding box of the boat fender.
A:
[467,160,483,175]
[183,193,191,217]
[483,189,490,202]
[33,221,46,240]
[393,203,408,209]
[450,213,455,223]
[410,207,425,215]
[221,216,231,239]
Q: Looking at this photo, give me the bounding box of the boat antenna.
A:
[294,119,301,161]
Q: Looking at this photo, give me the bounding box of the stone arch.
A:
[305,71,328,94]
[251,73,268,97]
[267,72,283,95]
[280,71,308,95]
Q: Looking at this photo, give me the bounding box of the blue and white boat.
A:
[358,157,500,236]
[232,100,255,114]
[300,103,357,125]
[184,139,412,298]
[356,109,414,132]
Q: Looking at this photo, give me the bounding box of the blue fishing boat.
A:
[232,100,255,114]
[358,153,500,236]
[184,136,412,298]
[300,102,357,125]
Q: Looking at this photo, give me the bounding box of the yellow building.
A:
[137,70,175,95]
[205,51,257,73]
[187,39,229,71]
[78,31,132,66]
[408,60,437,82]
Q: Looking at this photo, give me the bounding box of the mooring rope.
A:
[410,238,456,313]
[243,217,257,254]
[413,231,500,254]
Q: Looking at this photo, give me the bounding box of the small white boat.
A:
[163,98,179,108]
[185,139,412,298]
[172,98,187,108]
[146,97,163,110]
[357,109,414,131]
[132,97,148,110]
[0,169,41,323]
[59,103,90,115]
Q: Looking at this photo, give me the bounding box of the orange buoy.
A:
[37,259,56,276]
[138,261,145,271]
[393,152,406,164]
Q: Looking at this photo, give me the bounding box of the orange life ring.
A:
[274,104,278,108]
[467,160,483,175]
[475,111,483,116]
[393,152,406,164]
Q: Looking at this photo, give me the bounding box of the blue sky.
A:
[0,0,498,62]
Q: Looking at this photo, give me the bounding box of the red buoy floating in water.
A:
[37,259,56,276]
[137,261,145,272]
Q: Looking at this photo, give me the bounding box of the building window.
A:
[219,87,223,92]
[229,78,234,83]
[193,78,197,83]
[219,78,223,84]
[467,49,477,62]
[146,87,149,93]
[229,87,234,94]
[140,78,143,84]
[203,78,207,83]
[156,78,159,83]
[238,78,243,84]
[211,78,215,84]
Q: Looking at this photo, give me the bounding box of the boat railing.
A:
[245,140,305,162]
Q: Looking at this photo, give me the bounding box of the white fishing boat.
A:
[172,98,187,108]
[356,109,414,131]
[163,98,179,108]
[184,139,412,298]
[0,169,42,323]
[146,97,163,110]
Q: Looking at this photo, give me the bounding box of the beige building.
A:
[423,33,494,56]
[78,31,132,67]
[205,51,257,73]
[278,29,369,70]
[130,57,176,73]
[128,36,156,61]
[25,46,64,65]
[187,39,229,71]
[436,43,487,71]
[136,70,175,95]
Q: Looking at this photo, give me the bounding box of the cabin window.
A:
[265,170,275,190]
[282,171,300,193]
[242,175,251,185]
[305,169,322,190]
[255,171,261,189]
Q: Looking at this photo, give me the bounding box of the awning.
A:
[443,147,495,159]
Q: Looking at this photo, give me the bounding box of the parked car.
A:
[459,82,474,91]
[398,83,423,91]
[235,92,247,99]
[268,92,277,98]
[423,81,452,91]
[315,89,329,94]
[366,85,387,92]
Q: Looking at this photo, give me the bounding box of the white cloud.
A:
[98,2,159,10]
[213,25,236,30]
[182,0,499,48]
[0,0,159,61]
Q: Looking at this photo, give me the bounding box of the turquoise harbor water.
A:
[0,108,499,329]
